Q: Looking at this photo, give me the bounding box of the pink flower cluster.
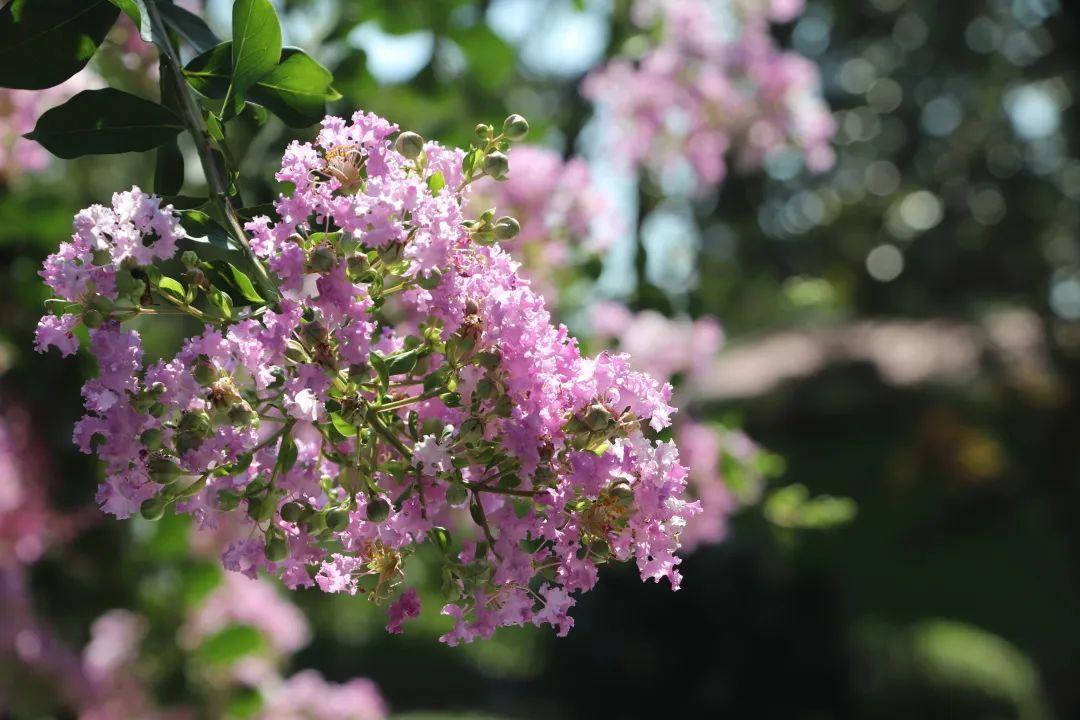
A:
[36,109,697,644]
[471,145,614,293]
[583,0,835,187]
[590,302,770,547]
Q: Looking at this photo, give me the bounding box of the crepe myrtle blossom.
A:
[36,110,698,643]
[583,0,834,188]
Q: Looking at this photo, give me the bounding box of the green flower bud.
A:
[474,123,492,141]
[181,250,199,270]
[394,131,425,160]
[228,406,257,427]
[148,402,166,419]
[193,358,216,386]
[174,430,202,455]
[264,533,289,562]
[439,391,461,408]
[140,428,163,450]
[494,216,520,240]
[140,495,167,521]
[88,295,114,314]
[445,482,468,507]
[247,492,277,522]
[483,151,510,181]
[502,114,529,141]
[326,507,351,532]
[82,308,104,329]
[366,497,391,522]
[417,268,442,290]
[280,501,307,523]
[309,247,336,273]
[148,457,182,484]
[179,411,212,436]
[477,349,501,370]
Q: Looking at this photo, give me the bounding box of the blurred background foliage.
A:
[2,0,1080,717]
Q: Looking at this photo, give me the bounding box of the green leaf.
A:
[0,0,119,89]
[208,287,234,319]
[426,171,446,194]
[195,624,265,666]
[276,433,298,474]
[158,1,220,53]
[26,88,184,159]
[330,412,357,438]
[156,276,185,299]
[764,484,857,530]
[154,139,184,195]
[177,210,241,252]
[209,260,263,303]
[228,0,282,113]
[185,43,338,127]
[108,0,151,42]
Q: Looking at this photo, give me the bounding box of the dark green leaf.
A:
[229,0,281,112]
[177,209,240,252]
[209,260,263,303]
[26,88,184,159]
[0,0,119,89]
[154,139,184,195]
[185,43,338,128]
[158,1,220,53]
[276,433,297,474]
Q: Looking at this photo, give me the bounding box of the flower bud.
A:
[502,114,529,141]
[264,533,289,562]
[326,507,351,532]
[148,457,182,484]
[179,411,212,437]
[181,250,199,270]
[428,526,452,553]
[477,349,501,371]
[309,246,336,273]
[140,428,163,450]
[417,268,442,290]
[82,308,104,329]
[339,466,366,495]
[483,151,509,180]
[366,497,391,522]
[217,489,242,511]
[394,131,425,160]
[193,357,216,386]
[445,483,468,507]
[280,501,307,523]
[228,406,257,427]
[140,495,167,521]
[91,248,113,266]
[247,492,277,522]
[494,216,520,240]
[474,123,492,141]
[174,431,202,455]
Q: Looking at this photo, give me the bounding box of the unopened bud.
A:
[366,497,391,522]
[82,308,104,329]
[140,495,167,521]
[280,501,307,523]
[483,151,509,180]
[394,131,425,160]
[148,457,182,484]
[193,357,215,386]
[264,533,288,562]
[502,114,529,141]
[494,216,520,240]
[181,250,199,270]
[326,507,351,532]
[140,428,163,450]
[446,483,468,507]
[474,123,492,141]
[309,247,336,273]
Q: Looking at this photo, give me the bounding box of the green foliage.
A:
[764,483,857,530]
[0,0,118,89]
[157,1,220,53]
[195,624,266,666]
[26,88,184,158]
[226,0,282,117]
[186,43,340,128]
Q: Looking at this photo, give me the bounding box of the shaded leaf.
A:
[0,0,119,89]
[158,1,220,53]
[26,88,183,159]
[154,139,184,195]
[195,625,265,666]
